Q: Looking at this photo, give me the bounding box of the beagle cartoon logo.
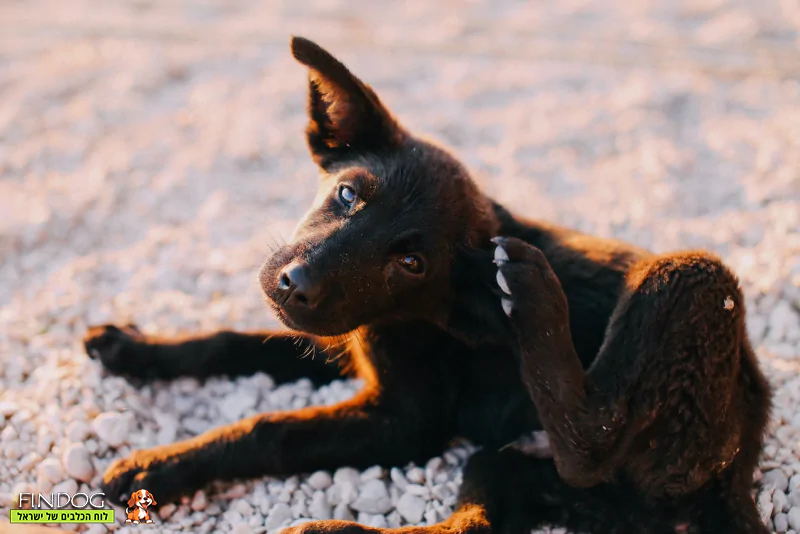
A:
[125,489,157,524]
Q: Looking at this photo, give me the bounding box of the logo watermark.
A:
[11,492,114,524]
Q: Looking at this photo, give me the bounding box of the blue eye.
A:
[339,185,356,207]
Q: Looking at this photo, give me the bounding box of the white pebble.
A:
[62,443,94,483]
[92,412,130,447]
[309,490,331,519]
[37,457,64,484]
[789,507,800,530]
[308,471,333,491]
[765,469,790,492]
[333,502,354,521]
[333,467,361,487]
[775,512,789,532]
[351,479,392,514]
[776,490,790,513]
[361,465,383,481]
[396,493,426,524]
[265,503,292,531]
[220,390,259,421]
[191,490,208,511]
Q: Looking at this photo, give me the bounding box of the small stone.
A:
[307,471,333,491]
[390,468,409,490]
[309,491,331,520]
[233,498,254,517]
[92,412,130,447]
[764,469,790,492]
[333,502,354,521]
[333,467,361,487]
[424,509,440,525]
[265,502,292,531]
[191,490,208,511]
[789,508,800,530]
[351,479,392,515]
[232,525,254,534]
[37,458,64,484]
[790,490,800,508]
[220,390,259,421]
[775,490,790,513]
[791,475,800,493]
[153,412,179,445]
[65,421,90,442]
[361,466,383,481]
[404,484,431,499]
[159,503,177,520]
[775,513,789,532]
[62,443,94,483]
[758,490,774,525]
[52,479,78,496]
[396,493,425,524]
[406,467,425,484]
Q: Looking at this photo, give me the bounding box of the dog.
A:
[125,489,156,524]
[84,37,771,533]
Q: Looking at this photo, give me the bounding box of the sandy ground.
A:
[0,0,799,532]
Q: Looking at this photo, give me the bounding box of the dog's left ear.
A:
[149,494,157,507]
[291,36,407,170]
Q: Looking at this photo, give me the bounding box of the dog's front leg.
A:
[84,326,347,385]
[102,388,446,504]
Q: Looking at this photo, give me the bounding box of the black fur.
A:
[84,37,771,534]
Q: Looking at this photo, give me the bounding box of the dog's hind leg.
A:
[83,325,348,385]
[493,237,770,531]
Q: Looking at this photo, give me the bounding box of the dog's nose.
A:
[277,261,324,309]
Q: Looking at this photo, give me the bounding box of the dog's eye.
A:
[339,185,356,207]
[398,254,424,274]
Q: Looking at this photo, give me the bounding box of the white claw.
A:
[496,270,511,294]
[494,246,509,264]
[501,298,513,317]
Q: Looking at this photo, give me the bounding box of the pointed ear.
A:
[291,36,407,169]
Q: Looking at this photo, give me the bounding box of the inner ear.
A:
[291,36,406,169]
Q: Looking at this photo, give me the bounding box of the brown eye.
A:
[398,254,424,274]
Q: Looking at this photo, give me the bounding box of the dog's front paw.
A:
[491,237,569,327]
[84,324,146,375]
[102,447,193,505]
[281,520,375,534]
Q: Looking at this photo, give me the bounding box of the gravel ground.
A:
[1,1,799,533]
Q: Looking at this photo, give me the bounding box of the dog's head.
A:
[127,489,156,509]
[261,37,502,339]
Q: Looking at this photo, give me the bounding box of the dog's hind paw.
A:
[83,323,147,376]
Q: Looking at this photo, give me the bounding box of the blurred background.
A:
[0,1,799,533]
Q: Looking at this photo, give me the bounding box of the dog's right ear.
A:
[291,36,407,170]
[127,492,137,508]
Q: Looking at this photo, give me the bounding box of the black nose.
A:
[277,261,324,309]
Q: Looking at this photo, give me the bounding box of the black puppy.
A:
[84,37,771,533]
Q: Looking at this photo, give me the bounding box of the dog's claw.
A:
[496,270,511,294]
[501,298,513,316]
[493,244,509,264]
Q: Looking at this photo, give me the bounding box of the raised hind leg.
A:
[492,237,770,531]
